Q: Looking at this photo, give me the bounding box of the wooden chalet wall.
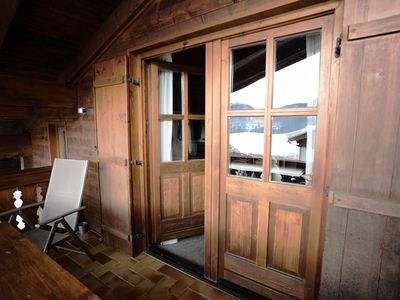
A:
[66,70,102,233]
[27,70,102,233]
[319,1,400,299]
[0,133,32,169]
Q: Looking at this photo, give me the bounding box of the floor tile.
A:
[48,233,235,300]
[181,289,208,300]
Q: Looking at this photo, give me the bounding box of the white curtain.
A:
[159,54,173,162]
[305,32,320,184]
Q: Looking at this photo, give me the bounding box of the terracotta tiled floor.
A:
[49,235,236,300]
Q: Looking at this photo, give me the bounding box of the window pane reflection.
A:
[158,71,183,114]
[159,120,183,162]
[229,43,266,110]
[273,31,321,108]
[229,117,264,179]
[270,116,316,186]
[188,120,205,160]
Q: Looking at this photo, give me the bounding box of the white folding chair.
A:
[0,159,94,259]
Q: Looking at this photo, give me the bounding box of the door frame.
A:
[127,1,342,288]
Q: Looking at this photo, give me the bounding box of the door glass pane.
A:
[188,120,205,160]
[159,120,183,162]
[270,116,316,186]
[188,74,205,115]
[158,71,183,114]
[273,31,321,108]
[229,117,264,179]
[230,42,266,110]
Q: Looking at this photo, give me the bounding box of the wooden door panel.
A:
[226,195,257,260]
[224,253,305,299]
[268,205,309,276]
[190,172,205,215]
[160,174,183,219]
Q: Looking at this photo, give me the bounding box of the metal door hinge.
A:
[126,75,140,86]
[335,34,342,58]
[131,160,143,166]
[324,185,330,198]
[133,233,144,240]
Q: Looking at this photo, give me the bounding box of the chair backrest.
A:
[42,159,88,230]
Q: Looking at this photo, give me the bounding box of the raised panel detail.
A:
[160,175,182,219]
[268,205,309,275]
[227,196,257,260]
[191,172,205,215]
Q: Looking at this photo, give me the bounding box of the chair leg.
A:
[43,221,60,253]
[60,219,95,260]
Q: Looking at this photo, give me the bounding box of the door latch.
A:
[131,160,143,166]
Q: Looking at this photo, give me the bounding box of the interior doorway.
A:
[145,45,206,274]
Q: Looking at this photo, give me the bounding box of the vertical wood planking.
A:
[350,34,400,198]
[95,56,132,253]
[338,210,387,299]
[331,39,364,194]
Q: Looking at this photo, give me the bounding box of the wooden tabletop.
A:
[0,222,98,299]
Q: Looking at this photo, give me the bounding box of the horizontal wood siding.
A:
[66,70,101,233]
[30,122,51,168]
[27,70,101,233]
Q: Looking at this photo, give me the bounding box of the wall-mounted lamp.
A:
[77,107,87,114]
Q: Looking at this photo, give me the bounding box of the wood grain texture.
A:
[348,14,400,40]
[268,206,308,276]
[67,69,102,233]
[160,175,182,219]
[190,172,205,214]
[226,196,256,260]
[95,56,133,253]
[0,133,32,162]
[343,0,400,27]
[350,34,400,198]
[0,223,98,300]
[147,62,205,243]
[60,0,153,83]
[0,0,123,80]
[339,210,387,299]
[333,191,400,218]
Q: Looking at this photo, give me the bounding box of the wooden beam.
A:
[348,14,400,40]
[59,0,156,83]
[0,0,20,48]
[123,0,330,54]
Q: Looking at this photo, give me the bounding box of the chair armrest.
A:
[0,201,45,218]
[39,206,86,226]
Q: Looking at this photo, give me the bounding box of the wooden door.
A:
[219,16,333,299]
[94,56,133,254]
[148,62,205,243]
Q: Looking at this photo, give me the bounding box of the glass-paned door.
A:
[148,63,205,243]
[219,15,333,299]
